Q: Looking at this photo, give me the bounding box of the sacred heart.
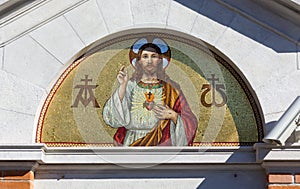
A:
[144,91,155,111]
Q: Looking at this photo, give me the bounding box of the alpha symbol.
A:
[201,74,227,107]
[71,75,100,108]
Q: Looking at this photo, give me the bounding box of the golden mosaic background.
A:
[38,37,259,146]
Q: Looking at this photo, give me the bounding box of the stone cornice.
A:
[0,0,88,46]
[216,0,300,45]
[0,0,44,23]
[1,0,300,47]
[255,143,300,173]
[259,0,300,26]
[3,143,300,176]
[0,144,256,169]
[41,146,257,165]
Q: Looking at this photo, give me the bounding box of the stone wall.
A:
[1,0,299,145]
[0,0,300,188]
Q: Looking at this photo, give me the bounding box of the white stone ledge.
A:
[0,144,257,165]
[37,146,262,181]
[255,143,300,162]
[34,172,265,189]
[0,144,265,184]
[42,153,239,164]
[264,148,300,161]
[0,144,45,149]
[34,178,205,189]
[256,143,300,173]
[0,144,45,161]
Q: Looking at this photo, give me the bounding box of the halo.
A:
[129,37,171,69]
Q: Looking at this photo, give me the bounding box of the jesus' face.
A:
[138,49,162,77]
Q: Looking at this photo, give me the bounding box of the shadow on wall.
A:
[175,0,299,53]
[195,171,265,189]
[265,121,277,135]
[34,167,265,189]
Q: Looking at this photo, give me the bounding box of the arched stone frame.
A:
[34,28,265,146]
[0,0,297,145]
[1,1,299,189]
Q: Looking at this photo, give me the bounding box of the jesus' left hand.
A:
[153,104,178,124]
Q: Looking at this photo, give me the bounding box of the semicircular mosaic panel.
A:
[36,32,264,147]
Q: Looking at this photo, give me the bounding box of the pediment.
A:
[1,0,300,47]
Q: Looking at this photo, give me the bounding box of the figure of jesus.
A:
[102,37,198,146]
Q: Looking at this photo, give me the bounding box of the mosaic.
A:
[36,33,263,147]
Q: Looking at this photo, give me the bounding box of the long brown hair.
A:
[131,43,166,81]
[130,43,180,90]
